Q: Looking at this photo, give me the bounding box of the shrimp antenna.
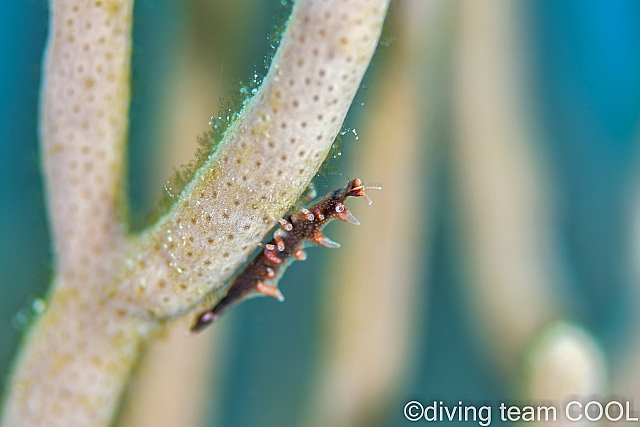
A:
[347,179,381,205]
[362,184,382,205]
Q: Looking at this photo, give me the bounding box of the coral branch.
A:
[41,0,132,272]
[114,0,390,318]
[1,0,390,426]
[1,1,143,426]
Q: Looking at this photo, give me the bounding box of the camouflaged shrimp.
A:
[190,178,380,332]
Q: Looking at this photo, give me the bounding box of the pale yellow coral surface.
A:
[1,0,390,426]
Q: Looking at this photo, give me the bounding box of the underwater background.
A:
[2,0,640,426]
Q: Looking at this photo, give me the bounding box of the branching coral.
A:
[0,0,390,425]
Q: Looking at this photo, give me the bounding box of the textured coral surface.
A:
[1,0,390,426]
